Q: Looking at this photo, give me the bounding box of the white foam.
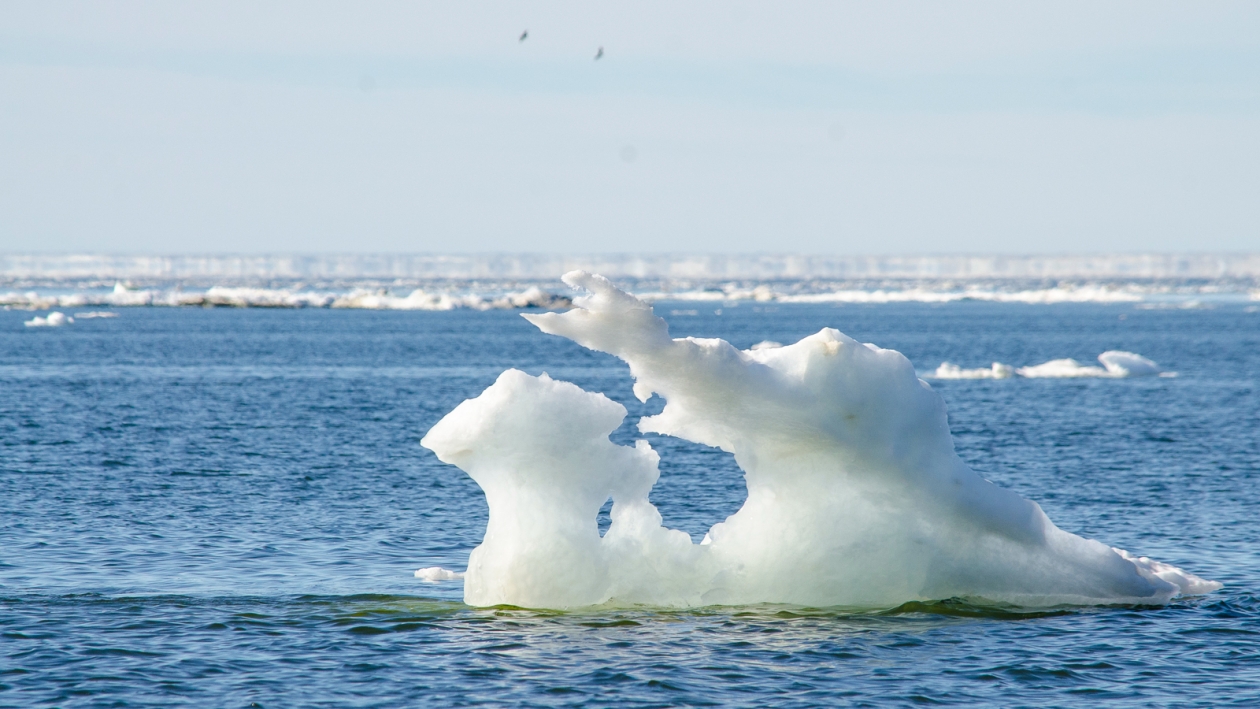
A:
[414,567,466,583]
[420,271,1219,610]
[24,311,72,327]
[73,311,119,319]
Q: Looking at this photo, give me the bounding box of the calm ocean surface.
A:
[2,303,1258,707]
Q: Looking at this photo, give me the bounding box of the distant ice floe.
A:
[641,284,1146,305]
[930,362,1016,379]
[928,351,1171,380]
[4,275,1255,311]
[331,286,568,311]
[1,283,572,311]
[24,311,72,327]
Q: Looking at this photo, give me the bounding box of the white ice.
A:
[928,351,1166,379]
[24,311,72,327]
[1017,351,1162,378]
[415,567,465,583]
[930,362,1016,379]
[1,285,570,311]
[421,272,1219,610]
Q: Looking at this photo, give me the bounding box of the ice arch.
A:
[421,272,1219,609]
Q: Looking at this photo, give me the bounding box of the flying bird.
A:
[594,47,604,60]
[519,30,528,42]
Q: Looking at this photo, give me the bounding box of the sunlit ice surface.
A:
[423,273,1217,610]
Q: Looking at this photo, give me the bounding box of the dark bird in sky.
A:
[519,30,528,42]
[594,47,604,60]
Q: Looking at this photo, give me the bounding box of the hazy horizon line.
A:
[5,251,1259,281]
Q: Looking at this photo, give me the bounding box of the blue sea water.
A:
[2,302,1258,707]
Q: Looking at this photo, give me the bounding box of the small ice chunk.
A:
[1098,351,1160,377]
[1017,358,1110,378]
[929,362,1014,379]
[1018,351,1162,378]
[24,312,72,327]
[415,567,465,583]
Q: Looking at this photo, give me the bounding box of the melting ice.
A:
[929,351,1167,379]
[24,311,72,327]
[421,272,1220,610]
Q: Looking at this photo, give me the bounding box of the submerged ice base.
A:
[421,272,1220,610]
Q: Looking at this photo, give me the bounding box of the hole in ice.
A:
[644,434,747,543]
[596,496,613,537]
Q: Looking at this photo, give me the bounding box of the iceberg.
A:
[421,272,1219,610]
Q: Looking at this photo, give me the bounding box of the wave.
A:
[419,271,1219,610]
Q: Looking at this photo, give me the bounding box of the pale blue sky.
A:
[2,1,1258,254]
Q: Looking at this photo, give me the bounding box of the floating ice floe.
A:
[415,567,465,583]
[24,311,72,327]
[420,271,1219,610]
[1017,351,1163,378]
[0,284,572,311]
[928,351,1168,380]
[2,276,1251,311]
[930,362,1016,379]
[329,286,570,311]
[640,284,1147,305]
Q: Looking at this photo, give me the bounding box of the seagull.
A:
[519,30,528,42]
[594,46,603,60]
